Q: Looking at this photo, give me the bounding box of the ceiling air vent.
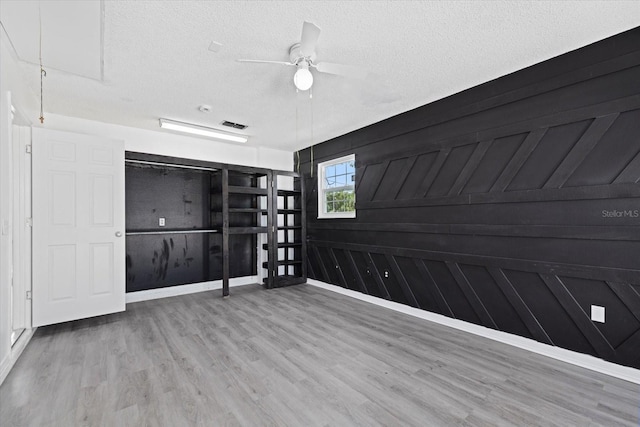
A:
[221,120,248,130]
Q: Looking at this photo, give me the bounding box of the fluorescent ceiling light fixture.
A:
[159,118,248,143]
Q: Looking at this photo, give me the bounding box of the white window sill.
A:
[318,212,356,219]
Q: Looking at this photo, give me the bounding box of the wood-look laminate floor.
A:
[1,284,639,426]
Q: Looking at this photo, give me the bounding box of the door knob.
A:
[115,231,123,237]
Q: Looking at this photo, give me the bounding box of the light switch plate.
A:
[159,217,165,227]
[591,305,605,323]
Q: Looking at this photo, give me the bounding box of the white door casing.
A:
[11,125,30,332]
[32,128,125,327]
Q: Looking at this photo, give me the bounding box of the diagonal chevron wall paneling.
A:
[299,27,640,369]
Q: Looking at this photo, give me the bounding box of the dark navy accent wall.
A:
[300,27,640,368]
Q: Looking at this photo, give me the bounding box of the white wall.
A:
[0,24,38,384]
[40,114,293,171]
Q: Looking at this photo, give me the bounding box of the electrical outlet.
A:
[159,217,165,227]
[591,305,605,323]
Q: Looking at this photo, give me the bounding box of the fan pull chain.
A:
[310,91,314,178]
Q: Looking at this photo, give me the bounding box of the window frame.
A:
[317,154,356,219]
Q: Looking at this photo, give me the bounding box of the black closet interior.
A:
[124,152,306,296]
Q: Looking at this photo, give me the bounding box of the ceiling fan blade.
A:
[315,62,369,79]
[299,21,321,57]
[237,59,294,66]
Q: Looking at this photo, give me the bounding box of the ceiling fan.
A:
[238,21,367,91]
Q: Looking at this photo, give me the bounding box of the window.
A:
[318,154,356,219]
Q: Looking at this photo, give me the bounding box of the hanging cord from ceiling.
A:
[38,2,46,124]
[295,89,300,174]
[310,87,314,178]
[294,87,314,178]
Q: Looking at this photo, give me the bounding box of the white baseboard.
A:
[307,279,640,385]
[126,276,259,303]
[0,327,36,386]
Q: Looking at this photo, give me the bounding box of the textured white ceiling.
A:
[1,0,102,80]
[2,1,639,151]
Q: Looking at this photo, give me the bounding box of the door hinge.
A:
[26,290,32,300]
[26,218,33,227]
[25,145,32,154]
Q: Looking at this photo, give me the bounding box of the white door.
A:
[32,128,125,327]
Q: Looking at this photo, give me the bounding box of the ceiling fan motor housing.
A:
[289,43,316,64]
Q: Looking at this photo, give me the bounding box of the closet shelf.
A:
[262,260,303,268]
[126,229,219,236]
[229,171,269,178]
[227,186,268,195]
[229,226,268,235]
[228,208,268,213]
[262,242,302,250]
[258,208,301,215]
[277,189,301,196]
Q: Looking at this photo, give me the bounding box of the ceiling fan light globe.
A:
[294,68,313,91]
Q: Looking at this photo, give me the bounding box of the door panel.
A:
[32,128,125,327]
[90,243,114,295]
[50,172,76,225]
[48,245,76,300]
[90,175,113,225]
